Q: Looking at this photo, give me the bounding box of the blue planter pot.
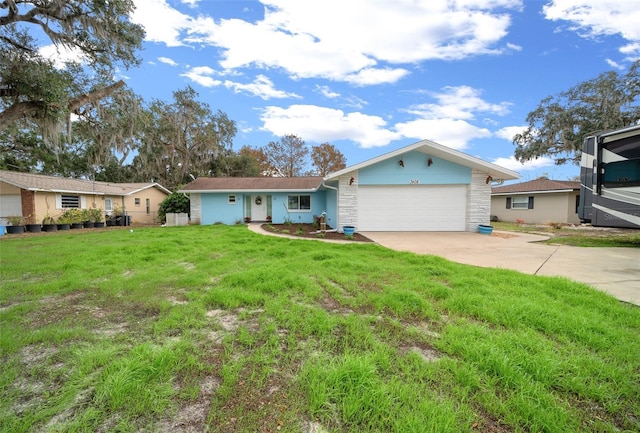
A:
[343,225,355,236]
[478,224,494,235]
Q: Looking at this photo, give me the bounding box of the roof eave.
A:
[325,139,519,180]
[492,188,577,196]
[179,187,321,194]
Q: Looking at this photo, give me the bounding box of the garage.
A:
[0,194,22,218]
[358,184,467,231]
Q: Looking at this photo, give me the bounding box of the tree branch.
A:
[0,80,126,132]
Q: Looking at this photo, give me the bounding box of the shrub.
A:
[158,193,190,223]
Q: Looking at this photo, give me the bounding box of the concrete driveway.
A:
[362,231,640,306]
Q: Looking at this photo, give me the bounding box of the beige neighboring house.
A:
[0,170,171,225]
[491,178,581,225]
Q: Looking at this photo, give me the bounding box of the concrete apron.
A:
[362,231,640,307]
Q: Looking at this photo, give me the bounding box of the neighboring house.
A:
[0,170,171,225]
[491,178,581,225]
[180,139,519,232]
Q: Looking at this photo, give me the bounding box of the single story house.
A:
[491,178,581,225]
[0,170,171,225]
[180,139,519,232]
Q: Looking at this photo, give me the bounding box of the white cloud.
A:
[395,118,492,150]
[543,1,640,58]
[158,57,178,66]
[131,0,192,47]
[343,68,411,86]
[620,42,640,60]
[133,0,522,84]
[495,125,527,141]
[315,85,340,99]
[39,44,86,69]
[394,86,510,149]
[224,75,300,100]
[260,105,400,148]
[409,86,511,120]
[492,156,555,171]
[180,66,222,87]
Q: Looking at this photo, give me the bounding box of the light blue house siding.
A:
[269,191,328,224]
[200,190,329,225]
[200,193,245,225]
[359,150,472,185]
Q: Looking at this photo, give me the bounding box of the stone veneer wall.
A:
[190,193,202,224]
[467,169,491,231]
[337,172,358,232]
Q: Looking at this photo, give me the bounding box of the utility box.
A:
[166,213,188,226]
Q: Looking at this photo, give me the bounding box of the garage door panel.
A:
[0,195,22,218]
[358,185,466,231]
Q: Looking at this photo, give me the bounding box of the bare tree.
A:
[265,134,309,177]
[311,142,346,176]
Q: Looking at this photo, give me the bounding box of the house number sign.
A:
[409,179,420,184]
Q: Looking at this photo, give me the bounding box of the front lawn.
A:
[1,226,638,432]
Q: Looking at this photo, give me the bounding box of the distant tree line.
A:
[0,83,347,189]
[0,0,346,190]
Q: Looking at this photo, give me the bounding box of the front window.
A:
[512,196,529,209]
[228,195,236,204]
[135,198,141,206]
[61,194,80,208]
[105,198,113,212]
[288,195,311,211]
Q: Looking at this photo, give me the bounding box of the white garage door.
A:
[0,195,22,218]
[358,185,467,231]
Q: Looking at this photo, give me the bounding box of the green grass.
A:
[1,226,639,432]
[493,221,640,247]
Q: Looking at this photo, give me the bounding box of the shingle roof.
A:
[0,170,171,196]
[179,176,324,192]
[492,178,580,195]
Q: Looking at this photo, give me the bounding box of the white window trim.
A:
[511,196,529,209]
[56,193,84,209]
[228,194,236,204]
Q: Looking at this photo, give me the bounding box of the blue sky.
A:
[49,0,640,182]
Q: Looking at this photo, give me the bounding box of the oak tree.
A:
[0,0,144,135]
[513,60,640,165]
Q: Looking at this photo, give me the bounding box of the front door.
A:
[251,195,268,221]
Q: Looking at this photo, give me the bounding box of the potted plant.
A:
[59,209,84,229]
[42,214,57,232]
[56,213,72,230]
[6,216,25,234]
[81,209,94,228]
[24,215,42,233]
[90,208,105,228]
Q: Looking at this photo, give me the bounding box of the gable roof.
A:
[325,139,520,181]
[0,170,171,196]
[179,176,325,193]
[492,178,580,195]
